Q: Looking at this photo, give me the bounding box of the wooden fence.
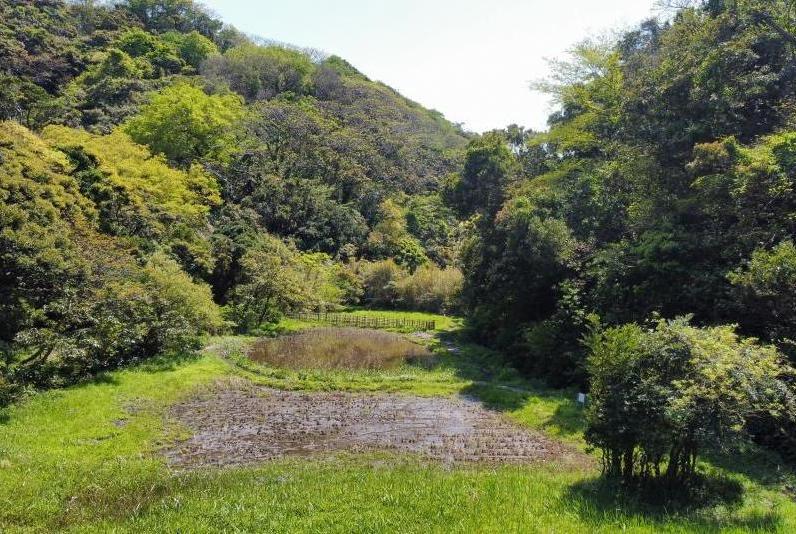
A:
[289,312,435,331]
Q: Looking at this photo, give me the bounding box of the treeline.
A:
[447,0,796,473]
[0,0,466,403]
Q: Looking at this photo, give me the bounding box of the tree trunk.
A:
[623,447,635,482]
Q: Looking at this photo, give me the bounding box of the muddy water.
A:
[164,382,576,468]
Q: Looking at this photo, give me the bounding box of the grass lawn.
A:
[1,310,794,532]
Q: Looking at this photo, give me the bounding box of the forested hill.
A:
[1,0,468,399]
[1,0,469,215]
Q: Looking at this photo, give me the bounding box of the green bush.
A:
[729,241,796,359]
[356,259,404,308]
[585,317,792,483]
[355,260,462,313]
[519,280,590,387]
[394,264,462,313]
[225,234,349,332]
[1,122,224,398]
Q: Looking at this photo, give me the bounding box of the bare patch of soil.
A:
[164,381,582,468]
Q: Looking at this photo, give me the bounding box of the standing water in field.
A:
[247,328,433,370]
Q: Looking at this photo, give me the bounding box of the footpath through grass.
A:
[0,309,794,532]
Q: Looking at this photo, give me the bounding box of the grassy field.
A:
[1,310,794,532]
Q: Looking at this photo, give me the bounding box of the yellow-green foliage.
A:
[43,125,220,273]
[123,82,244,163]
[141,251,224,333]
[355,259,462,313]
[1,121,223,397]
[43,125,220,223]
[228,234,351,331]
[0,121,94,226]
[395,263,463,313]
[0,121,94,340]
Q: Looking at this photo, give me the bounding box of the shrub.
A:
[585,317,791,483]
[357,259,405,308]
[1,123,224,397]
[10,246,224,389]
[226,234,350,332]
[519,279,590,387]
[729,240,796,359]
[355,260,462,313]
[394,264,463,313]
[123,81,244,164]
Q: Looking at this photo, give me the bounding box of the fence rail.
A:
[289,312,436,331]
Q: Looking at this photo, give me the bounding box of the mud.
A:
[165,382,580,468]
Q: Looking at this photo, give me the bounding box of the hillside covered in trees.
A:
[1,0,468,399]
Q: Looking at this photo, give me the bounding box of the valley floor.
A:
[0,311,794,532]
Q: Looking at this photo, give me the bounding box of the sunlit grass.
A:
[0,322,794,532]
[284,308,461,333]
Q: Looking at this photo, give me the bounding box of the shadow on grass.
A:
[705,446,793,489]
[138,350,203,373]
[562,474,781,532]
[83,372,121,386]
[429,329,587,437]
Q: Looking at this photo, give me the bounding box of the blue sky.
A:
[201,0,660,132]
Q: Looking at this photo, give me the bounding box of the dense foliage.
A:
[446,0,796,470]
[453,0,796,375]
[0,0,468,405]
[585,317,792,482]
[0,121,222,394]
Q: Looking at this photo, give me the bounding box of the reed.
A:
[247,328,432,370]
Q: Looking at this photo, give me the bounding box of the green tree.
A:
[444,133,517,220]
[585,317,791,483]
[43,125,221,277]
[226,234,341,331]
[729,241,796,357]
[124,82,244,164]
[163,30,219,69]
[202,44,315,101]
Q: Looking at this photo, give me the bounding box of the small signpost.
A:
[576,392,587,407]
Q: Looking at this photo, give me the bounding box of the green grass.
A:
[285,308,462,333]
[1,318,794,532]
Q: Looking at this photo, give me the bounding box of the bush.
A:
[729,240,796,360]
[1,122,224,398]
[357,259,405,308]
[12,249,223,384]
[226,234,350,332]
[585,317,792,483]
[519,279,590,387]
[355,260,462,313]
[394,264,462,313]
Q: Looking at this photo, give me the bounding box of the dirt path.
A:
[164,381,581,468]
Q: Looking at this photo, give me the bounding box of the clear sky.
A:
[201,0,660,133]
